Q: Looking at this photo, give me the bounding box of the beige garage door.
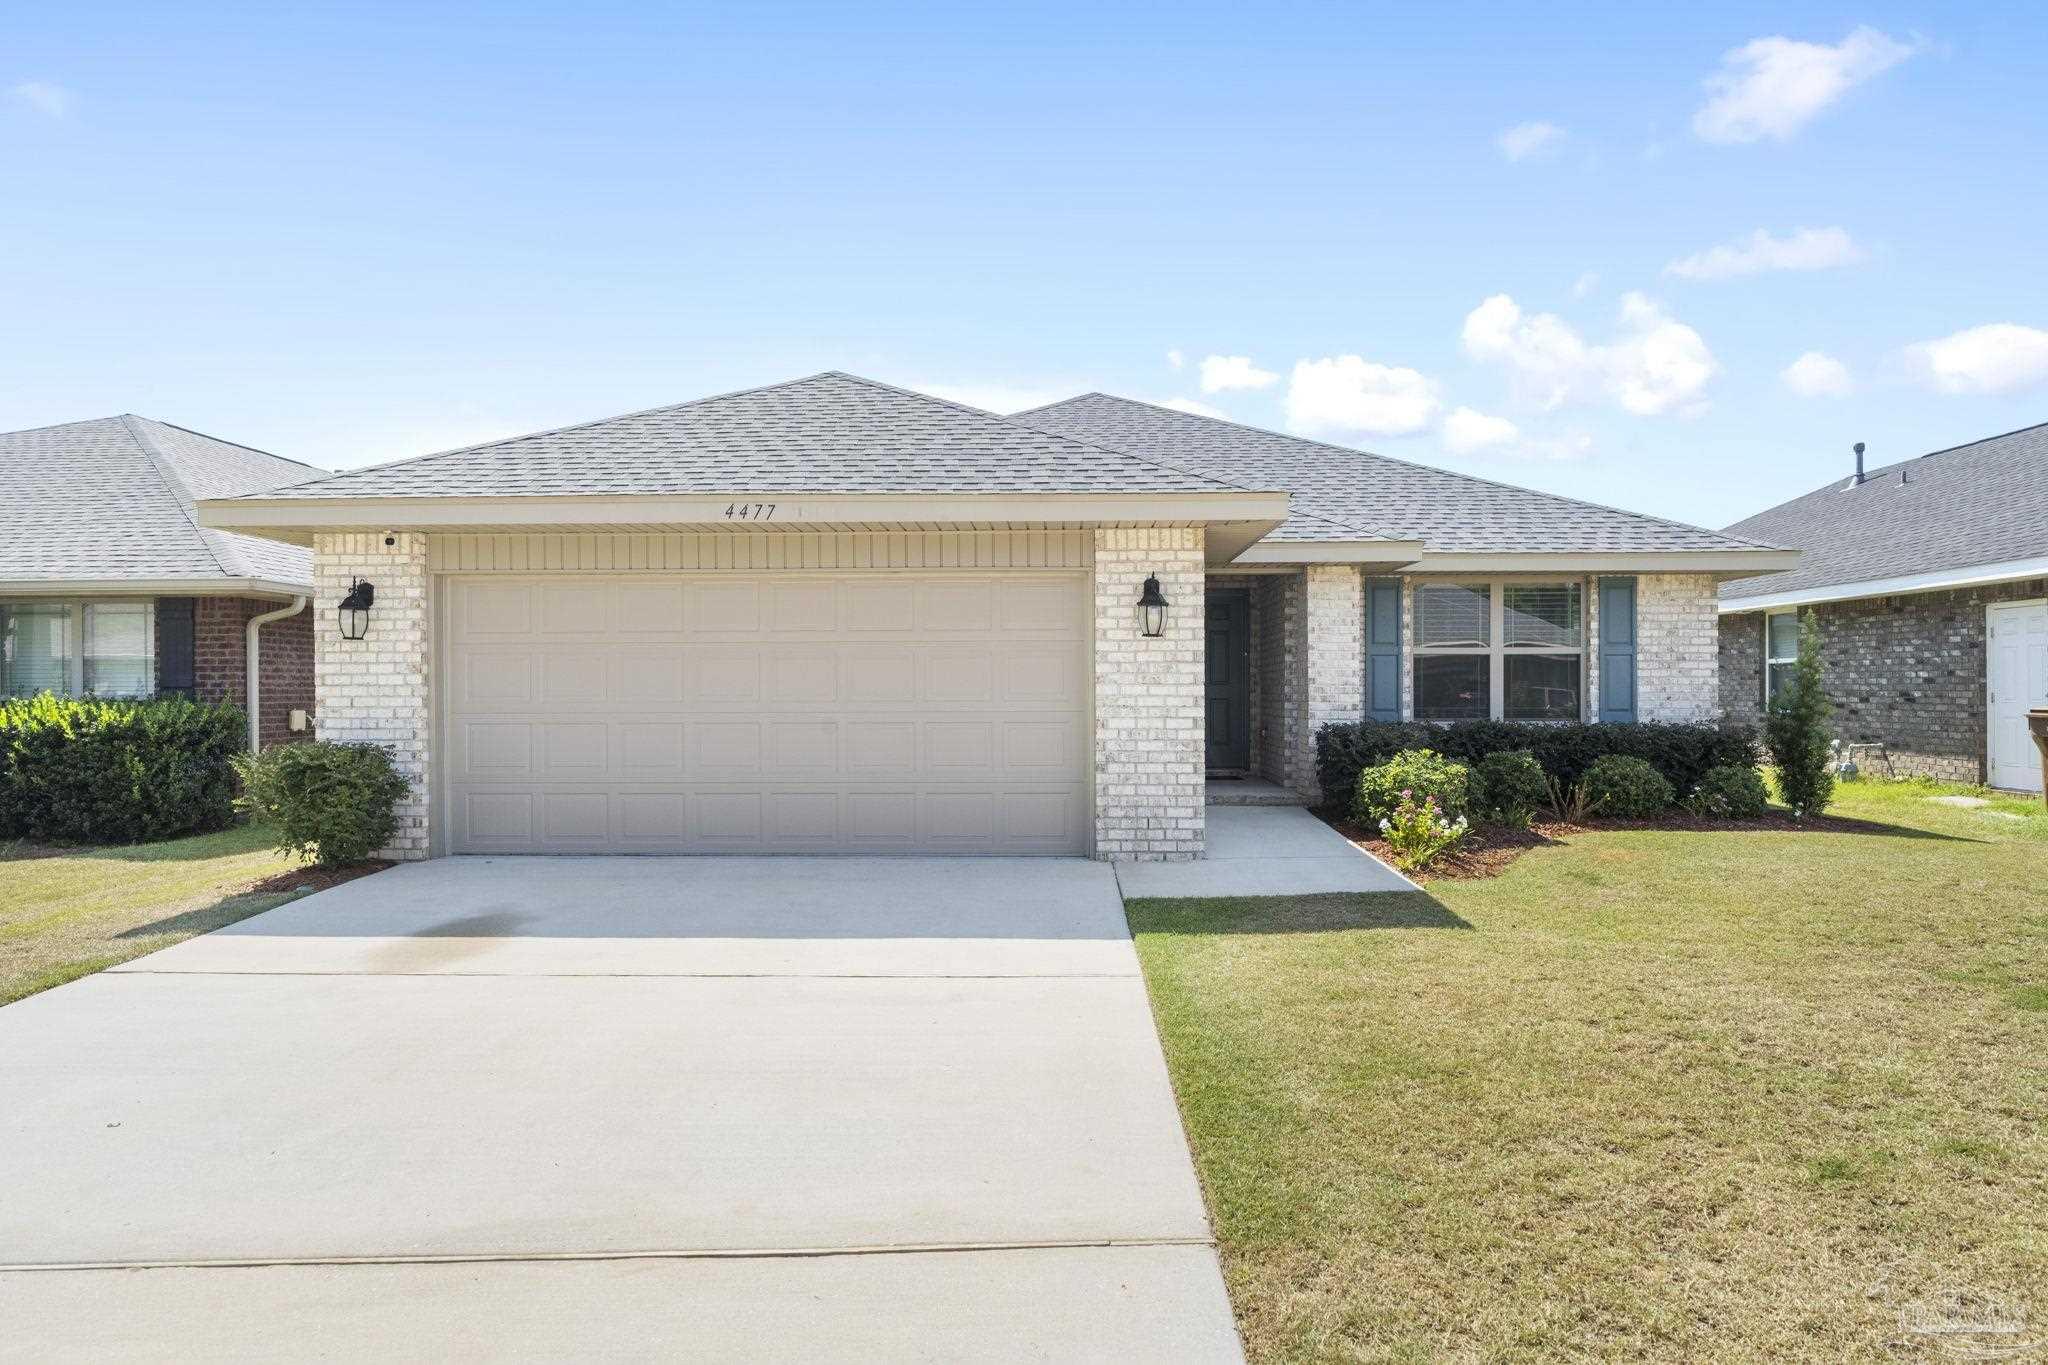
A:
[442,572,1091,855]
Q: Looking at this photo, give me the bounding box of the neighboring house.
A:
[0,415,324,749]
[196,372,1792,861]
[1718,423,2048,792]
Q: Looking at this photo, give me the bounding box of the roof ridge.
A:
[246,372,849,498]
[118,415,251,578]
[1737,418,2048,516]
[131,415,327,476]
[1024,392,1782,551]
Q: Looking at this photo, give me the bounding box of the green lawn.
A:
[0,824,310,1006]
[1129,781,2048,1362]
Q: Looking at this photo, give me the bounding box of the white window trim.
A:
[1,597,156,699]
[1763,607,1799,706]
[1412,578,1589,722]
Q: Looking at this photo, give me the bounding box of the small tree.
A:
[1765,611,1834,816]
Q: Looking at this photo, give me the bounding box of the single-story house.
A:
[0,415,324,749]
[1718,423,2047,792]
[196,372,1794,860]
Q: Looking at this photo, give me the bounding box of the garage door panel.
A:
[445,572,1087,854]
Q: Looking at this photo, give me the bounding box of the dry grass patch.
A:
[1129,782,2047,1361]
[1,825,329,1006]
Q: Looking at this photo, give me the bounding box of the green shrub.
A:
[235,741,411,866]
[0,693,244,843]
[1686,764,1772,818]
[1316,719,1755,811]
[1474,750,1548,827]
[1765,612,1835,817]
[1377,790,1468,872]
[1354,748,1475,826]
[1582,754,1674,817]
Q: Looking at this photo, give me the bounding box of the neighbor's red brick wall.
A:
[193,597,315,748]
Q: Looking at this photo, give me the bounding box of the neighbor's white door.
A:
[1987,600,2048,792]
[441,572,1091,854]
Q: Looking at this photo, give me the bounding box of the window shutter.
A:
[1597,577,1636,723]
[1365,577,1402,721]
[155,598,197,698]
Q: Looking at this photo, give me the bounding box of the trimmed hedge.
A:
[235,740,411,866]
[1474,750,1549,827]
[1583,754,1674,817]
[1316,719,1757,810]
[0,693,246,844]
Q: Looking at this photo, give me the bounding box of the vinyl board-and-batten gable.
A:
[425,531,1097,574]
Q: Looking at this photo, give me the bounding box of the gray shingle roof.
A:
[1719,421,2048,603]
[248,372,1278,501]
[1010,393,1779,554]
[0,415,321,587]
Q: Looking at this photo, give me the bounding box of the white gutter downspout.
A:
[245,596,308,752]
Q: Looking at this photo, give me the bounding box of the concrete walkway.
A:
[0,858,1241,1363]
[1115,805,1415,899]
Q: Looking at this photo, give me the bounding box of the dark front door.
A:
[1205,590,1251,772]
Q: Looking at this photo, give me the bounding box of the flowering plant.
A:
[1376,789,1469,872]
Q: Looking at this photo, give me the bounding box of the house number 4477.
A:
[723,502,776,520]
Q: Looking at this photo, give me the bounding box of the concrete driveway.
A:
[0,858,1240,1363]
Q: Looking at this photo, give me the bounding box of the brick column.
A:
[1283,565,1364,803]
[1636,573,1719,723]
[1093,527,1205,861]
[313,532,433,859]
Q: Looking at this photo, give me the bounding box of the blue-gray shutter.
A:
[1364,577,1402,721]
[155,597,197,698]
[1597,577,1636,723]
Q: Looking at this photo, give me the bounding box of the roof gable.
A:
[1720,422,2048,602]
[1009,393,1774,556]
[0,415,320,587]
[250,372,1275,501]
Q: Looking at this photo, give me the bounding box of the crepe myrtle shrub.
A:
[1353,749,1476,827]
[0,693,243,844]
[1316,719,1754,810]
[234,740,411,866]
[1473,750,1548,828]
[1686,764,1773,819]
[1765,611,1836,818]
[1581,754,1675,818]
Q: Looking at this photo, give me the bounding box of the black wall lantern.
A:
[1137,574,1169,638]
[337,578,375,640]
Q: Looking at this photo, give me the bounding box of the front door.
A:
[1988,599,2048,792]
[1205,590,1251,773]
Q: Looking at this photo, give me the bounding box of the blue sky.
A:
[4,2,2044,528]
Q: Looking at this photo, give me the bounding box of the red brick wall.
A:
[191,597,315,748]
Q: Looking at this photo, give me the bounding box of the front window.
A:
[1,600,154,698]
[1413,580,1584,721]
[1765,610,1800,701]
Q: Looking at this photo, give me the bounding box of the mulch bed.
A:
[246,861,393,896]
[1320,808,1882,883]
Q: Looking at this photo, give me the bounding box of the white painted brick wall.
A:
[313,532,433,859]
[1288,565,1363,801]
[1635,572,1720,723]
[1093,527,1205,861]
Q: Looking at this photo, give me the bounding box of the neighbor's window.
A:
[1413,580,1584,722]
[0,600,154,698]
[1765,610,1800,702]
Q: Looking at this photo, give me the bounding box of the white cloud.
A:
[1903,324,2048,395]
[10,81,73,118]
[1199,354,1279,393]
[1571,272,1600,300]
[1496,121,1566,161]
[1284,356,1439,438]
[1156,396,1226,418]
[1461,291,1717,417]
[1693,27,1916,144]
[916,381,1076,414]
[1440,407,1521,455]
[1781,351,1854,398]
[1166,348,1184,370]
[1665,226,1865,281]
